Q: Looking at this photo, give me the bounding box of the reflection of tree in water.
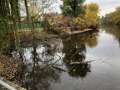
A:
[16,63,60,90]
[63,40,90,78]
[104,26,120,46]
[69,46,90,78]
[12,38,64,90]
[0,85,8,90]
[1,31,98,89]
[63,32,98,78]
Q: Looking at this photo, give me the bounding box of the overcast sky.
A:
[56,0,120,16]
[21,0,120,16]
[85,0,120,16]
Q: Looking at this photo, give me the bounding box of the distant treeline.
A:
[102,7,120,27]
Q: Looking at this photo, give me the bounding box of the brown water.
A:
[1,26,120,90]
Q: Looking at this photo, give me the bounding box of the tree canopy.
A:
[62,0,86,17]
[103,7,120,26]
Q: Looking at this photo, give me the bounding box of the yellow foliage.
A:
[85,3,99,27]
[86,3,99,14]
[85,12,98,27]
[45,3,99,31]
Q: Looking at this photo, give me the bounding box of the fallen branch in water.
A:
[51,66,67,72]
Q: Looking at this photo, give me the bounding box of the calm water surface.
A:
[1,0,120,90]
[50,27,120,90]
[1,27,120,90]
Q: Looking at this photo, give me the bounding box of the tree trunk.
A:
[24,0,30,22]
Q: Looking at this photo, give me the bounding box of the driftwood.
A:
[63,29,98,35]
[52,26,98,36]
[51,66,67,72]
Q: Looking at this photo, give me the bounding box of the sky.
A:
[85,0,120,16]
[21,0,120,16]
[55,0,120,16]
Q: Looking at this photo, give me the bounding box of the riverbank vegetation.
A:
[46,1,100,33]
[0,0,100,82]
[102,7,120,27]
[0,0,100,50]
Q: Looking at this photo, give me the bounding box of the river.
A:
[50,27,120,90]
[1,26,118,90]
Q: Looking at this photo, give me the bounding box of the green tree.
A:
[62,0,85,17]
[0,0,21,50]
[0,0,10,20]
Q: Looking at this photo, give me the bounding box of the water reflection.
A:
[63,42,90,78]
[0,85,8,90]
[62,32,98,78]
[16,63,61,90]
[0,30,99,90]
[13,38,64,90]
[103,26,120,46]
